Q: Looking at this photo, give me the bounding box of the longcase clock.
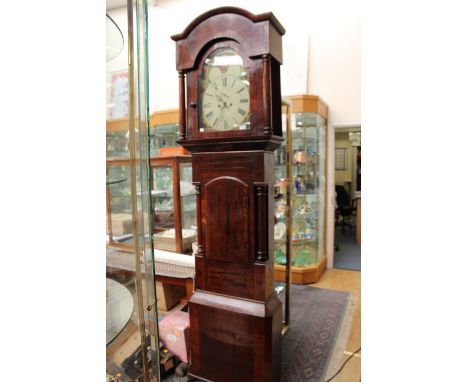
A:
[172,7,285,382]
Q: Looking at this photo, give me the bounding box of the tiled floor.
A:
[312,268,361,382]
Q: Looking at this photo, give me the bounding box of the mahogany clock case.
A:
[173,7,286,382]
[172,6,284,152]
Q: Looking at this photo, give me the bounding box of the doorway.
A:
[333,127,361,271]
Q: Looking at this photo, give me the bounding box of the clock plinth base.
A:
[188,290,282,382]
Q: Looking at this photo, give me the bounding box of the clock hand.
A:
[214,92,230,109]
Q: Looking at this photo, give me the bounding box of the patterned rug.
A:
[163,285,355,382]
[279,285,354,382]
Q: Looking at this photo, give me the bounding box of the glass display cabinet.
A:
[150,156,197,253]
[107,109,185,159]
[273,99,292,337]
[106,1,161,381]
[106,119,130,160]
[106,109,190,252]
[149,109,188,157]
[274,95,328,284]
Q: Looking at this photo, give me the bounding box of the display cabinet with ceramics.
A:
[274,95,328,284]
[150,156,197,253]
[148,109,189,157]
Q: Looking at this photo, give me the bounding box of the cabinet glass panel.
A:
[273,112,288,267]
[106,2,160,380]
[149,123,179,157]
[152,165,175,231]
[151,156,196,253]
[107,164,133,246]
[179,162,197,235]
[289,112,326,267]
[106,130,129,159]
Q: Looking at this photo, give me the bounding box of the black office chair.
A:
[335,185,355,234]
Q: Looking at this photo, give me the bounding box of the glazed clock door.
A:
[199,47,251,133]
[203,177,250,263]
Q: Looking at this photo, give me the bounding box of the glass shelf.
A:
[106,177,127,186]
[106,14,124,63]
[106,278,134,346]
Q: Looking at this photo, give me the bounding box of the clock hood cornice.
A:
[171,7,285,41]
[171,7,285,70]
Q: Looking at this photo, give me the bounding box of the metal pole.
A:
[127,1,150,381]
[136,0,161,379]
[281,97,292,335]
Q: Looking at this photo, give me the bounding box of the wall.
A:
[146,0,361,127]
[334,132,353,185]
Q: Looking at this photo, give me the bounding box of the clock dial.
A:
[199,48,250,132]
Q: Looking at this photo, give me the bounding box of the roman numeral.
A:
[224,120,228,130]
[212,81,218,90]
[205,93,212,97]
[213,118,219,128]
[222,76,227,87]
[240,99,248,103]
[206,111,213,119]
[238,108,246,116]
[237,87,245,94]
[204,103,211,107]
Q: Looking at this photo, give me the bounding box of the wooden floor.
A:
[107,269,361,381]
[312,268,361,382]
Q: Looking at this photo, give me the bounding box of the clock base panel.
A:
[188,290,282,382]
